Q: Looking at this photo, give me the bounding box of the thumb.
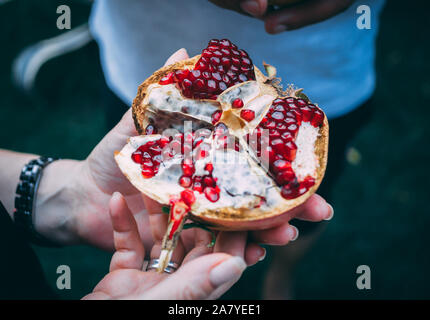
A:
[164,48,189,66]
[146,253,246,300]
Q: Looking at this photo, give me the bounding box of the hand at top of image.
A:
[208,0,354,33]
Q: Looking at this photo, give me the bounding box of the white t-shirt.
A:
[90,0,385,119]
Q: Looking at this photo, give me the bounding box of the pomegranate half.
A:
[115,39,328,233]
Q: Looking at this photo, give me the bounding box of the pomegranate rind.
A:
[126,55,329,231]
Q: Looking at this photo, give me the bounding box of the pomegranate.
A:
[115,39,328,272]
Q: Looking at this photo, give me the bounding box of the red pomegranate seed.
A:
[284,117,296,125]
[141,167,155,178]
[204,187,220,202]
[265,120,276,129]
[149,145,162,155]
[290,109,302,125]
[176,69,189,80]
[276,169,295,185]
[182,162,195,177]
[311,108,324,127]
[240,109,255,122]
[284,141,297,161]
[301,104,316,122]
[179,175,192,188]
[152,154,162,164]
[271,111,284,121]
[281,131,293,142]
[205,163,214,173]
[272,159,291,173]
[276,123,288,132]
[159,136,170,148]
[274,104,285,112]
[142,159,154,168]
[270,138,285,154]
[287,124,299,138]
[131,151,143,163]
[142,151,151,159]
[211,110,222,124]
[159,72,175,85]
[180,189,196,207]
[232,98,244,108]
[269,129,281,139]
[203,176,215,187]
[302,176,316,188]
[280,180,300,199]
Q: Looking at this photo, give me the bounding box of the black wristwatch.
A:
[14,156,61,247]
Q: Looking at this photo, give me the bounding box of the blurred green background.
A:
[1,0,429,299]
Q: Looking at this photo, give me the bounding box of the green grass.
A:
[1,0,429,299]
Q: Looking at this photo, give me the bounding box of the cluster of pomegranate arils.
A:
[180,158,221,203]
[242,97,324,199]
[159,39,255,100]
[131,130,222,203]
[130,137,168,178]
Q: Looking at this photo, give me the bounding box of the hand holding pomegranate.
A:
[208,0,354,33]
[83,193,248,300]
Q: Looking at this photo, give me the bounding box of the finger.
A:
[124,194,154,256]
[109,192,145,272]
[145,253,246,300]
[240,0,268,17]
[208,0,267,17]
[293,193,334,222]
[214,231,247,258]
[251,222,298,245]
[164,48,190,67]
[181,228,214,264]
[142,195,186,266]
[244,243,266,266]
[264,0,353,33]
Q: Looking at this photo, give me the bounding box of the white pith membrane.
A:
[115,78,322,272]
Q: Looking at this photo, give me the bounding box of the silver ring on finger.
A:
[146,258,179,274]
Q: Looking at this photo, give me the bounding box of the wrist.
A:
[34,159,84,245]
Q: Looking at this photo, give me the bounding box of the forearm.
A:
[0,149,38,218]
[33,158,84,244]
[0,149,84,244]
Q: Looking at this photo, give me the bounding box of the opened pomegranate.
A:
[115,39,328,272]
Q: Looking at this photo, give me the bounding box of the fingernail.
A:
[241,0,261,17]
[324,204,334,221]
[112,191,120,198]
[272,24,287,34]
[210,257,246,287]
[287,225,299,241]
[258,248,266,262]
